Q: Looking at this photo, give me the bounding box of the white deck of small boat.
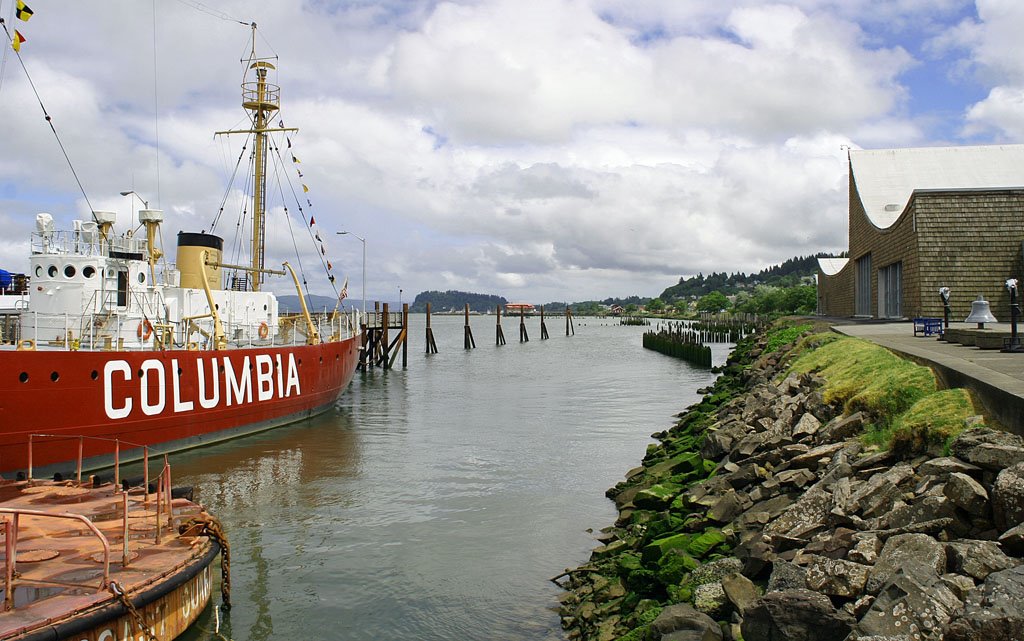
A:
[0,479,211,638]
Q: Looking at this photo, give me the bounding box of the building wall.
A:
[846,170,921,318]
[819,171,1024,320]
[817,264,854,316]
[914,189,1024,320]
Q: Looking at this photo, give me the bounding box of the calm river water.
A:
[173,315,729,641]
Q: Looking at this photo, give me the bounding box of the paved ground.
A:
[833,321,1024,432]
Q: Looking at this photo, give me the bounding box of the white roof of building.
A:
[850,144,1024,229]
[817,257,849,276]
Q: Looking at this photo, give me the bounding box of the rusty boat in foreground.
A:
[0,441,226,641]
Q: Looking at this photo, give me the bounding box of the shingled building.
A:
[817,145,1024,320]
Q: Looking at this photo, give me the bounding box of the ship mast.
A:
[215,24,297,291]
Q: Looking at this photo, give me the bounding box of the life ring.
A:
[137,319,153,340]
[258,322,270,340]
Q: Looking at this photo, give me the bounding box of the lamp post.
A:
[119,190,149,208]
[120,190,149,228]
[336,231,366,319]
[399,288,403,307]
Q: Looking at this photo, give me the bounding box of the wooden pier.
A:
[361,302,410,370]
[359,303,577,370]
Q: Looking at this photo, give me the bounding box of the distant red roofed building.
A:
[505,303,535,315]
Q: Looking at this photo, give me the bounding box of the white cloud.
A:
[0,0,1010,302]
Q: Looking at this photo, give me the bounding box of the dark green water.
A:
[174,316,727,640]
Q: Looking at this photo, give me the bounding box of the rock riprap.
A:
[557,326,1024,641]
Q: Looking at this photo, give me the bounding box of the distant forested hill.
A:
[411,290,508,313]
[659,252,846,301]
[279,294,347,313]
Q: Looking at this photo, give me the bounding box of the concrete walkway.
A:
[833,321,1024,433]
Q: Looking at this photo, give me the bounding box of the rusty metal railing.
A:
[0,507,111,609]
[28,433,155,493]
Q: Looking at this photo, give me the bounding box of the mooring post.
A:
[520,306,529,342]
[425,302,438,354]
[496,304,506,345]
[464,303,476,349]
[382,302,390,369]
[359,317,368,370]
[402,303,409,367]
[540,305,549,340]
[566,307,575,336]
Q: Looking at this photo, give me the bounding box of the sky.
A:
[0,0,1022,304]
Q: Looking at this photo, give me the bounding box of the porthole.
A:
[263,304,268,311]
[50,371,59,382]
[177,367,183,376]
[64,265,76,278]
[47,265,57,278]
[335,354,339,361]
[19,372,28,383]
[106,268,115,278]
[34,265,42,278]
[83,266,96,278]
[319,356,323,363]
[90,370,99,380]
[138,272,146,284]
[298,359,302,366]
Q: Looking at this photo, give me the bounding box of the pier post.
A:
[402,303,409,368]
[496,305,506,345]
[566,307,575,336]
[464,304,476,349]
[540,305,549,340]
[520,306,529,342]
[382,303,390,369]
[425,303,438,354]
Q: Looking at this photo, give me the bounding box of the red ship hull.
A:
[0,336,361,475]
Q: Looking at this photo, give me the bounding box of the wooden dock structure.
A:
[362,303,577,369]
[362,302,410,370]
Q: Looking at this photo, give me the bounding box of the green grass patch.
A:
[763,322,814,353]
[788,334,936,421]
[885,388,982,456]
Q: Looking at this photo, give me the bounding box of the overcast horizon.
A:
[1,0,1022,303]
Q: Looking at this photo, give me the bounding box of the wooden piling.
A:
[496,304,506,345]
[425,302,438,354]
[359,318,369,370]
[401,303,409,368]
[566,307,575,336]
[381,302,390,369]
[540,305,549,340]
[519,306,529,342]
[464,303,476,349]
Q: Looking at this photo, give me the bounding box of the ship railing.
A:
[30,230,148,257]
[13,305,360,351]
[1,507,112,603]
[25,434,179,555]
[2,439,181,605]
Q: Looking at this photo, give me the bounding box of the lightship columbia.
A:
[0,25,362,476]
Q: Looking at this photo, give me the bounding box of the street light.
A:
[336,231,366,319]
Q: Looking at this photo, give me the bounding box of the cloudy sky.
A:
[0,0,1022,304]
